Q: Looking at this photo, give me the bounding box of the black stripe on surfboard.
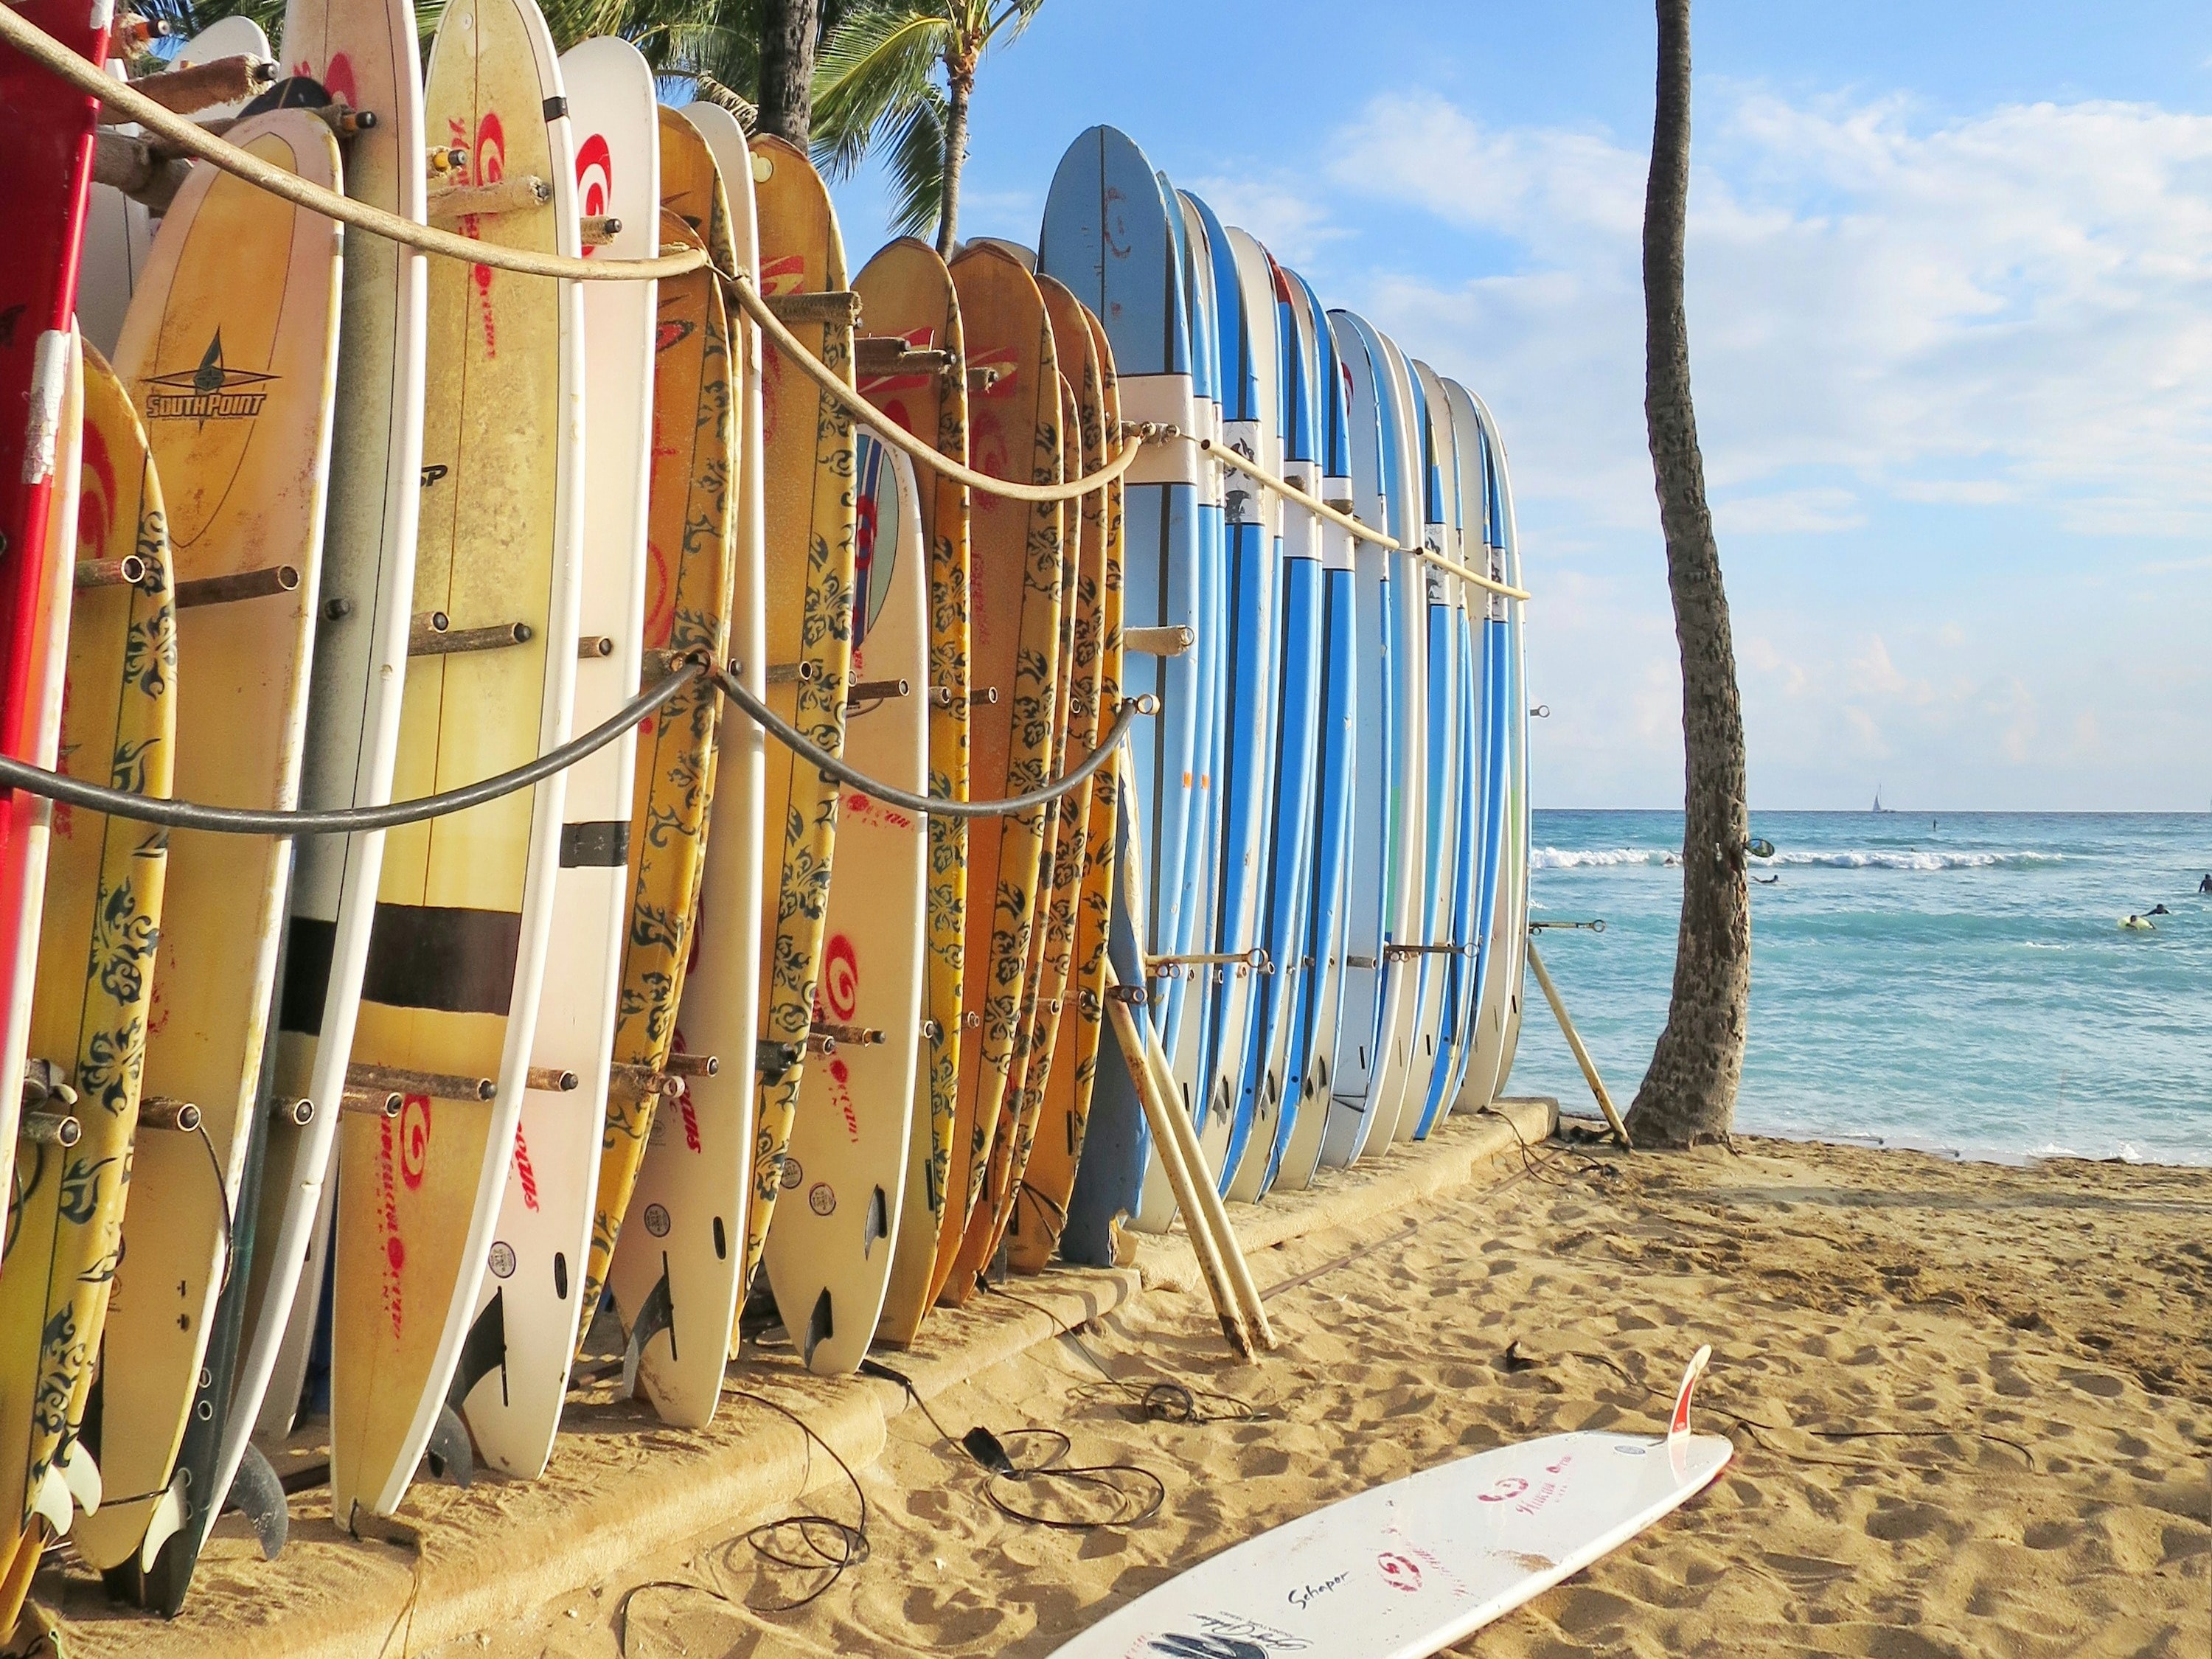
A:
[360,904,522,1016]
[560,820,630,868]
[279,915,338,1035]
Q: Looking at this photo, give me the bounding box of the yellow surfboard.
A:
[926,245,1062,1309]
[0,342,174,1604]
[851,240,971,1349]
[329,0,584,1525]
[1012,302,1124,1273]
[736,135,857,1306]
[577,109,738,1357]
[950,280,1108,1295]
[75,110,341,1576]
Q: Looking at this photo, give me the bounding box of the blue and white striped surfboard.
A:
[1266,268,1357,1194]
[1038,126,1200,1265]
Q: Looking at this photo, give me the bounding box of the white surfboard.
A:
[1048,1349,1732,1659]
[601,95,765,1431]
[761,431,927,1374]
[220,0,428,1506]
[453,32,657,1481]
[170,16,275,121]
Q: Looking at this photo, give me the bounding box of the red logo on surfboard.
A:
[400,1093,431,1189]
[576,132,611,258]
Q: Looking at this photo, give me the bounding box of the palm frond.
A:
[879,84,948,240]
[811,1,949,179]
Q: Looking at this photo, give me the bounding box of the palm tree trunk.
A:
[758,0,821,146]
[1624,0,1750,1149]
[934,63,973,258]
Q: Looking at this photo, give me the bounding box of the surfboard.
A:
[1492,405,1531,1089]
[1452,383,1524,1116]
[78,46,153,362]
[1046,1350,1733,1659]
[75,108,341,1587]
[1316,311,1401,1172]
[230,0,429,1486]
[762,429,927,1373]
[850,238,971,1349]
[734,133,857,1309]
[603,97,762,1429]
[1221,228,1307,1203]
[925,241,1062,1306]
[1177,199,1278,1198]
[1010,301,1124,1274]
[950,276,1107,1294]
[0,0,111,1252]
[0,340,168,1628]
[1265,268,1357,1196]
[1038,128,1200,1267]
[1132,185,1227,1234]
[328,0,584,1523]
[573,104,735,1422]
[1401,360,1469,1144]
[451,32,656,1481]
[1365,332,1435,1153]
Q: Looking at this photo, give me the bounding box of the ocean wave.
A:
[1756,849,2065,871]
[1528,846,1672,869]
[1534,845,2064,872]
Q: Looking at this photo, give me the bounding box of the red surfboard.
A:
[0,0,114,1172]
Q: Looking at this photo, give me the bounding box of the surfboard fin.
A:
[801,1288,832,1368]
[425,1403,473,1489]
[1668,1344,1713,1445]
[53,1439,99,1517]
[136,1475,187,1573]
[621,1263,675,1399]
[221,1443,288,1561]
[445,1287,509,1416]
[27,1470,69,1541]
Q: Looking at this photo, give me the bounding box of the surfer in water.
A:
[2199,873,2211,894]
[2148,904,2172,917]
[2123,914,2156,931]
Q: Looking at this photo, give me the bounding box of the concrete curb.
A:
[52,1098,1557,1655]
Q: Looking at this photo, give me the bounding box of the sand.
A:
[41,1119,2212,1655]
[409,1129,2211,1658]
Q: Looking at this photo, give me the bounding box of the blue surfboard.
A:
[1265,268,1357,1194]
[1190,205,1283,1193]
[1039,126,1200,1265]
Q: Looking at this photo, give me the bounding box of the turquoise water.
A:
[1512,811,2212,1165]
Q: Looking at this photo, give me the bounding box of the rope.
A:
[724,276,1150,506]
[0,658,1144,833]
[1192,435,1531,601]
[708,664,1144,821]
[2,8,1536,557]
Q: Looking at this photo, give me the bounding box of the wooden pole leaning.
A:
[1102,967,1254,1360]
[1524,938,1632,1147]
[1133,1001,1279,1352]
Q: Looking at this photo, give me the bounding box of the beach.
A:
[307,1121,2212,1656]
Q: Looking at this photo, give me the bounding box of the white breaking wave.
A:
[1532,845,2064,873]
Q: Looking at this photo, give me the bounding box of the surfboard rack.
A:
[139,1096,202,1133]
[339,1089,403,1119]
[19,1110,79,1147]
[765,661,818,686]
[813,1022,885,1048]
[1123,625,1195,657]
[427,175,552,223]
[74,554,150,590]
[1105,983,1147,1006]
[1386,941,1470,960]
[765,290,863,329]
[275,1096,316,1127]
[411,620,535,657]
[526,1067,579,1093]
[846,676,911,704]
[347,1061,496,1102]
[577,633,615,657]
[174,563,299,610]
[580,215,622,247]
[608,1062,683,1099]
[753,1040,804,1080]
[664,1053,718,1077]
[855,338,955,380]
[427,144,468,175]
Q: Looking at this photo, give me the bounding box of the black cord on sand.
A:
[860,1354,1166,1531]
[978,1279,1265,1425]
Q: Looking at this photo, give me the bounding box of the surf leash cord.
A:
[0,658,1144,832]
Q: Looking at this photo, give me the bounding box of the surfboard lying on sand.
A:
[1048,1349,1733,1659]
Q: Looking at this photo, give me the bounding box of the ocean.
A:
[1510,810,2212,1165]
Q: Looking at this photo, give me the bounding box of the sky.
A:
[819,1,2212,813]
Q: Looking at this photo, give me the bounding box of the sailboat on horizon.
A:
[1873,785,1890,813]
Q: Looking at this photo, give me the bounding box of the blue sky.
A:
[824,2,2212,812]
